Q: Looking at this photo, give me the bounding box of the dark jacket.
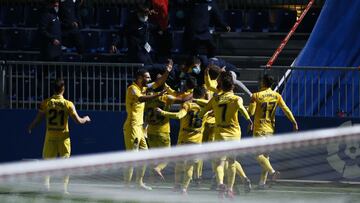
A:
[38,7,62,60]
[184,1,227,41]
[59,0,80,30]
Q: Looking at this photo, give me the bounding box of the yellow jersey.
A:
[39,95,75,137]
[124,82,158,127]
[248,88,296,135]
[160,101,204,144]
[145,94,175,134]
[202,91,250,141]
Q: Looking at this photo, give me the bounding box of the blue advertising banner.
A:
[0,110,359,181]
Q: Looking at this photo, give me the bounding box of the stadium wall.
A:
[1,110,359,181]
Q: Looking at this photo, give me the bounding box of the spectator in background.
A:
[38,0,62,61]
[183,0,230,58]
[59,0,85,55]
[112,4,158,65]
[148,0,172,62]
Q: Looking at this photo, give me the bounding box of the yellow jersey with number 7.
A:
[202,91,250,141]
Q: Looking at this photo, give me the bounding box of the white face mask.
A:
[139,15,148,23]
[192,65,201,75]
[54,6,59,13]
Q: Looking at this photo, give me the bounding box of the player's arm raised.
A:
[152,59,173,89]
[278,95,298,131]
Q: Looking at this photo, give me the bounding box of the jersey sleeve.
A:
[67,101,76,117]
[277,93,297,124]
[160,103,188,119]
[129,85,143,102]
[247,93,257,116]
[198,97,214,118]
[237,97,251,120]
[39,100,47,113]
[204,70,218,93]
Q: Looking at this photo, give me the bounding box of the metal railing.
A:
[263,66,360,118]
[2,62,359,117]
[3,61,143,112]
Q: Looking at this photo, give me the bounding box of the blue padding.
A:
[281,0,360,117]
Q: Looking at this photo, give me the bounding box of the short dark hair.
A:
[262,74,274,88]
[193,86,206,99]
[185,56,201,67]
[185,76,197,89]
[53,78,65,94]
[219,71,234,92]
[135,68,149,79]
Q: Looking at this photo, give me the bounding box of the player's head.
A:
[135,68,151,87]
[218,71,234,92]
[183,56,201,75]
[53,78,65,95]
[193,86,206,99]
[185,76,197,90]
[261,74,275,88]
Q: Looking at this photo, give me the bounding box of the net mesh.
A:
[0,126,360,203]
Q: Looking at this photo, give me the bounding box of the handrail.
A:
[261,65,360,71]
[5,61,144,67]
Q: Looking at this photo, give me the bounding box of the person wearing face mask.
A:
[112,4,158,64]
[38,0,62,61]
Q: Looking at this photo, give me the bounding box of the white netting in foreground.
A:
[0,126,360,203]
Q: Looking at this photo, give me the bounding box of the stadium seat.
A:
[3,28,27,50]
[297,8,320,33]
[243,9,269,32]
[171,31,183,54]
[0,29,4,49]
[96,6,120,28]
[63,53,82,62]
[224,10,243,32]
[24,4,42,27]
[81,30,100,53]
[269,9,297,32]
[79,6,96,28]
[27,29,41,51]
[1,4,24,27]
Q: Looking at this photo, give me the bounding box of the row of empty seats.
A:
[0,3,320,33]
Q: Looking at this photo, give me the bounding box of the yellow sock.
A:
[63,175,69,193]
[183,162,194,190]
[215,159,225,185]
[123,167,134,184]
[175,162,184,185]
[256,155,275,174]
[135,165,146,185]
[194,160,203,179]
[44,175,50,190]
[260,169,268,185]
[227,161,236,191]
[234,161,247,180]
[155,162,168,171]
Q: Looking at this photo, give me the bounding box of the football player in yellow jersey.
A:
[200,71,253,198]
[192,67,218,186]
[28,79,91,194]
[248,74,298,189]
[145,74,191,180]
[123,60,173,190]
[156,86,206,195]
